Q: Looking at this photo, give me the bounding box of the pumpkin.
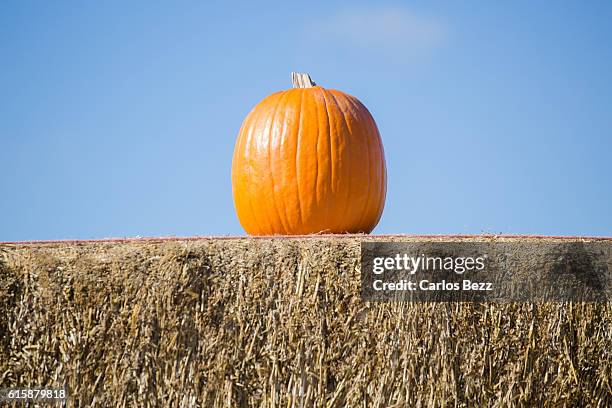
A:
[232,73,386,235]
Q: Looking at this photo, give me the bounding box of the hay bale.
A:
[0,237,611,407]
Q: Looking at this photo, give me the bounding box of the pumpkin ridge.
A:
[326,90,354,232]
[277,92,294,233]
[376,136,387,228]
[319,88,337,232]
[245,101,271,234]
[238,106,262,234]
[267,91,290,234]
[249,95,282,234]
[340,92,372,231]
[315,87,332,232]
[348,93,386,231]
[294,89,305,231]
[312,89,321,222]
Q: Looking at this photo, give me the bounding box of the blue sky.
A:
[1,1,611,240]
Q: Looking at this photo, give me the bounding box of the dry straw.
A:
[0,237,611,407]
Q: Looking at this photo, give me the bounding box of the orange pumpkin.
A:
[232,73,386,235]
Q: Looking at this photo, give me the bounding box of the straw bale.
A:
[0,237,610,407]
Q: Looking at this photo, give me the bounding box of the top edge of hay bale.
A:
[2,233,611,248]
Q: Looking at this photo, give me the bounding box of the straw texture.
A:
[0,237,610,407]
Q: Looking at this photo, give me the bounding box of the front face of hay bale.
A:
[0,238,611,407]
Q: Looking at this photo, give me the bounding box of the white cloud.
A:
[303,7,446,59]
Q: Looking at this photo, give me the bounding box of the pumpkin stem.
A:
[291,72,316,88]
